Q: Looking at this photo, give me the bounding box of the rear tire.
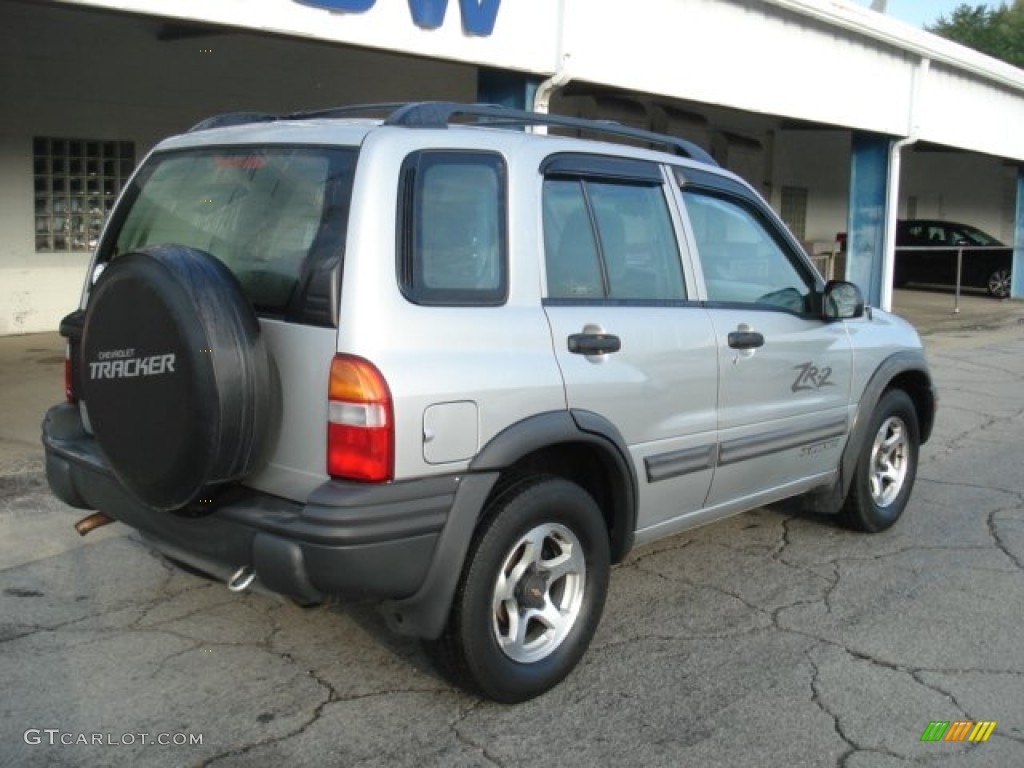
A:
[430,476,610,703]
[986,268,1011,298]
[840,389,919,532]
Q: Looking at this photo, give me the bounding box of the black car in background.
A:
[895,219,1013,298]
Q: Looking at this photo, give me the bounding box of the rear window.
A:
[397,150,507,306]
[110,146,357,319]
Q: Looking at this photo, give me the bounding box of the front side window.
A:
[543,178,685,301]
[398,151,507,305]
[112,146,357,318]
[682,190,815,313]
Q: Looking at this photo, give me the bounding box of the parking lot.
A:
[2,290,1023,767]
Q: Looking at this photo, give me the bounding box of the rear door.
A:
[676,170,853,508]
[540,155,719,532]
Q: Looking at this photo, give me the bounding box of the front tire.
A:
[431,476,610,703]
[840,389,920,532]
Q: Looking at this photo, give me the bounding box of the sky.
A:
[855,0,1001,28]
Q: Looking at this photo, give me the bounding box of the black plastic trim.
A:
[186,102,718,165]
[543,297,702,308]
[719,417,849,466]
[541,153,664,183]
[383,472,500,638]
[41,403,465,606]
[469,410,638,562]
[645,445,715,482]
[838,351,935,495]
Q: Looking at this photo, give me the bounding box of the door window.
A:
[544,178,685,301]
[682,190,815,313]
[398,151,507,305]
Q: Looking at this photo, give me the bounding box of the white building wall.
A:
[54,0,561,73]
[774,130,852,244]
[0,1,475,335]
[5,0,1024,334]
[561,0,916,137]
[900,151,1009,242]
[917,62,1024,160]
[55,0,1024,164]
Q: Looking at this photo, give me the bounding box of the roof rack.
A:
[186,100,717,165]
[187,104,405,133]
[383,102,717,165]
[188,112,278,132]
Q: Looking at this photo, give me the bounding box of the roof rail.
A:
[383,101,717,165]
[186,100,717,165]
[187,112,277,132]
[187,104,405,133]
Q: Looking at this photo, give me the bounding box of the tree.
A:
[927,2,1024,68]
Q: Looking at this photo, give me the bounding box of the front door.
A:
[678,185,853,508]
[540,159,719,531]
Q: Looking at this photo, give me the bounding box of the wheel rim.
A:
[869,416,910,507]
[491,522,586,664]
[988,269,1011,298]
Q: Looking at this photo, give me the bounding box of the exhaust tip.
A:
[227,565,256,593]
[74,512,114,537]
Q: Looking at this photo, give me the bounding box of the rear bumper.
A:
[42,402,487,613]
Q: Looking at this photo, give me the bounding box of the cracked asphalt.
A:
[2,295,1023,767]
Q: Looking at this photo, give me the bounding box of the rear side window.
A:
[398,151,507,306]
[543,177,685,301]
[111,146,357,320]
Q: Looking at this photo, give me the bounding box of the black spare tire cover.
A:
[81,245,275,512]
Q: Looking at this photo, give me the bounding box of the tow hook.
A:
[74,512,114,536]
[227,565,256,593]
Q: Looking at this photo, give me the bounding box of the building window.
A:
[779,185,808,241]
[33,137,135,253]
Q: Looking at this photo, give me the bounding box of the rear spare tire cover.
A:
[81,245,275,511]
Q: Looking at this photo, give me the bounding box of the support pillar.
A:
[846,132,892,308]
[1013,167,1024,299]
[476,68,539,110]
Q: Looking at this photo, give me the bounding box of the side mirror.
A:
[823,280,865,321]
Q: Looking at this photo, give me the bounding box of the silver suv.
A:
[43,102,935,703]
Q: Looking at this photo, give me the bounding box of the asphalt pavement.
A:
[1,289,1023,767]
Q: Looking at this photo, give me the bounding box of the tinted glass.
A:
[399,151,507,305]
[113,147,357,315]
[683,190,814,312]
[543,178,685,301]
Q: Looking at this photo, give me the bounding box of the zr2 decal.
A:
[792,362,834,393]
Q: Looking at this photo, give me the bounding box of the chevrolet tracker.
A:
[43,102,936,703]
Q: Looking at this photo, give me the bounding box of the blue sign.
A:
[296,0,501,36]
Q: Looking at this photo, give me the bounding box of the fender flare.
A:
[383,410,638,639]
[811,350,935,513]
[471,409,638,559]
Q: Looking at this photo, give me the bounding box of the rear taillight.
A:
[327,355,394,482]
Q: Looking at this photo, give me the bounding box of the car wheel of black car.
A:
[986,268,1011,298]
[840,389,920,533]
[80,245,276,512]
[431,476,610,703]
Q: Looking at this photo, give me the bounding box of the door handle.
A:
[728,330,764,350]
[568,333,621,355]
